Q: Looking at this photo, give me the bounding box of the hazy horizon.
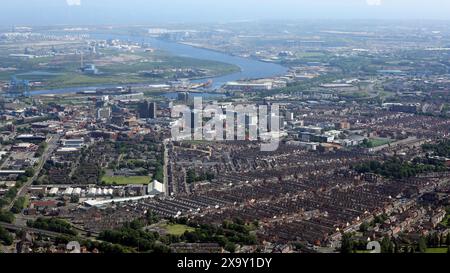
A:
[1,0,450,26]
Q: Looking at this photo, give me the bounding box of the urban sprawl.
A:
[0,21,450,254]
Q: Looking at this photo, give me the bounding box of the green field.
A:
[425,247,448,254]
[355,248,449,254]
[102,176,150,185]
[161,224,195,236]
[354,250,372,253]
[369,139,392,147]
[23,196,30,209]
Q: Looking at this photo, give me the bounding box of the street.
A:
[6,134,61,212]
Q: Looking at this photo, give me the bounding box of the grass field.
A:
[161,224,195,236]
[23,196,30,209]
[369,139,392,147]
[354,248,449,254]
[425,247,448,253]
[354,250,371,253]
[102,176,150,185]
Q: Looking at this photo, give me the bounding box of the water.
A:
[94,34,288,88]
[30,33,288,96]
[163,92,227,100]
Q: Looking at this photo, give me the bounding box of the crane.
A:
[8,76,30,97]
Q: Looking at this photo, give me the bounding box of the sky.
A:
[0,0,449,26]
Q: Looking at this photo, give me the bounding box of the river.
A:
[30,33,288,96]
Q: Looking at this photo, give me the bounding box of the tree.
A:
[225,242,236,253]
[0,210,15,223]
[340,233,354,254]
[24,168,35,178]
[35,142,47,158]
[381,237,393,253]
[394,242,400,253]
[186,169,196,184]
[10,197,27,214]
[432,233,440,247]
[359,222,370,232]
[70,195,80,203]
[440,233,445,247]
[0,226,13,246]
[146,211,159,225]
[153,163,164,182]
[27,218,77,236]
[418,237,427,253]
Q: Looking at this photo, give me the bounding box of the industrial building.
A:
[81,64,99,75]
[16,134,47,142]
[224,81,273,91]
[61,138,85,149]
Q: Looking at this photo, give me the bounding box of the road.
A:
[0,221,64,238]
[7,134,61,211]
[163,139,169,196]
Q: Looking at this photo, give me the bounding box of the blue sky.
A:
[0,0,449,26]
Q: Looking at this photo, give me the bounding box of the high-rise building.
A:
[97,107,111,120]
[149,102,157,119]
[177,92,188,103]
[138,101,157,119]
[285,111,294,122]
[138,101,149,118]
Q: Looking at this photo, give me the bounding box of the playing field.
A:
[102,176,150,185]
[425,247,448,253]
[369,139,392,147]
[162,224,196,236]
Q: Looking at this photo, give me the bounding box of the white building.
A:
[73,188,82,196]
[87,188,97,197]
[96,188,103,196]
[63,187,74,196]
[62,138,85,148]
[224,81,273,91]
[49,187,59,196]
[148,180,165,195]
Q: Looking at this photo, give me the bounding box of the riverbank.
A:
[9,32,288,96]
[179,41,284,65]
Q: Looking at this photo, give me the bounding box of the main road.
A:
[7,134,61,212]
[163,139,169,196]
